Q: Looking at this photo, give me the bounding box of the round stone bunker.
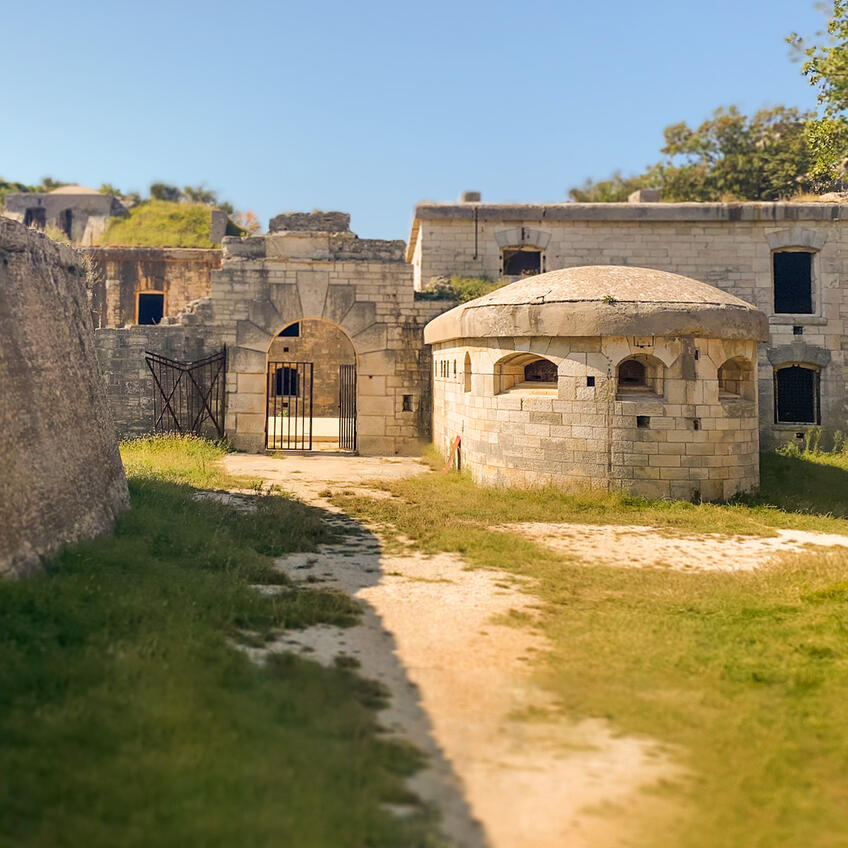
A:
[424,265,769,502]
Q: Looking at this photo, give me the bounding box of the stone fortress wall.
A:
[93,213,449,454]
[432,335,761,501]
[409,200,848,447]
[0,218,129,577]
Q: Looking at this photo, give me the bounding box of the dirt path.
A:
[221,454,681,848]
[502,522,848,571]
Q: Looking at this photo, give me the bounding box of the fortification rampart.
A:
[0,218,129,577]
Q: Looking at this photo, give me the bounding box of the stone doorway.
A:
[265,319,357,451]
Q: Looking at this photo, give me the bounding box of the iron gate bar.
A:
[145,348,227,439]
[339,363,357,452]
[265,361,313,450]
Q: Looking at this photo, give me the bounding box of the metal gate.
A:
[339,363,357,452]
[145,348,226,438]
[266,361,314,450]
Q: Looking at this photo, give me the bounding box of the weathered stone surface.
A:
[269,211,351,233]
[409,200,848,446]
[81,246,220,328]
[0,218,130,577]
[425,266,769,344]
[430,278,763,500]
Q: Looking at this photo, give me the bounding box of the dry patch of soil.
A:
[502,523,848,572]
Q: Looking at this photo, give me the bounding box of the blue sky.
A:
[1,0,827,239]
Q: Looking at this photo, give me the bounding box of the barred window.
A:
[774,365,820,424]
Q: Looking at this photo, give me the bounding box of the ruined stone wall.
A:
[91,227,452,454]
[82,246,221,328]
[413,205,848,446]
[93,300,219,437]
[219,232,449,454]
[432,335,760,501]
[0,218,130,577]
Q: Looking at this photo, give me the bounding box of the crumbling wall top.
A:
[268,210,351,233]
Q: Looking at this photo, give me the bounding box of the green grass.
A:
[99,200,216,248]
[0,436,440,847]
[331,448,848,848]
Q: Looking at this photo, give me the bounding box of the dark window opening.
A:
[402,394,413,412]
[637,416,650,428]
[24,207,46,229]
[586,376,595,387]
[793,325,803,335]
[278,322,300,337]
[502,248,541,277]
[275,366,299,396]
[618,359,646,386]
[58,209,73,240]
[773,251,813,314]
[524,359,557,382]
[137,292,165,325]
[692,419,701,430]
[775,365,820,424]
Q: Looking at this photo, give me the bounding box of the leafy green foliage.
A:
[0,436,440,847]
[789,1,848,184]
[415,275,509,303]
[571,106,818,202]
[99,200,216,247]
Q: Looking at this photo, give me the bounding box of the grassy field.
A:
[99,200,216,247]
[332,447,848,848]
[0,436,441,848]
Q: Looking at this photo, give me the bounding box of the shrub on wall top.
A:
[99,200,215,248]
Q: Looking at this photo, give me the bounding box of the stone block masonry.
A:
[409,202,848,447]
[82,246,221,328]
[94,214,453,456]
[0,218,129,577]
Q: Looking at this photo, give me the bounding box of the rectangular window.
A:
[773,251,813,314]
[502,248,541,277]
[137,292,165,325]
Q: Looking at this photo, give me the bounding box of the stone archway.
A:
[265,318,357,451]
[224,273,382,452]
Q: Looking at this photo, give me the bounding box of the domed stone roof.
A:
[424,265,768,343]
[47,185,100,195]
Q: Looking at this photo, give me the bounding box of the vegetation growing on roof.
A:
[414,275,509,303]
[98,200,217,248]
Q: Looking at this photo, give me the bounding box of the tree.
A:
[570,107,816,202]
[182,184,217,205]
[789,1,848,185]
[149,182,182,202]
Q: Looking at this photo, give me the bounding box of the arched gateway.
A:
[265,319,357,451]
[92,211,449,455]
